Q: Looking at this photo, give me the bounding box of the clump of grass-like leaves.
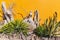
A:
[34,12,60,37]
[0,20,28,36]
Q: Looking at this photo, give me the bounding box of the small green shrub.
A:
[0,20,28,36]
[34,25,49,37]
[34,12,60,37]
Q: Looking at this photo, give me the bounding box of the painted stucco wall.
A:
[0,0,60,24]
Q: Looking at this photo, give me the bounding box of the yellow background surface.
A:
[0,0,60,24]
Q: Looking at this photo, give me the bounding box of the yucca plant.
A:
[34,12,60,37]
[33,25,48,37]
[0,20,28,36]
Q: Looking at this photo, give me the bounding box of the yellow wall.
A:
[0,0,60,24]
